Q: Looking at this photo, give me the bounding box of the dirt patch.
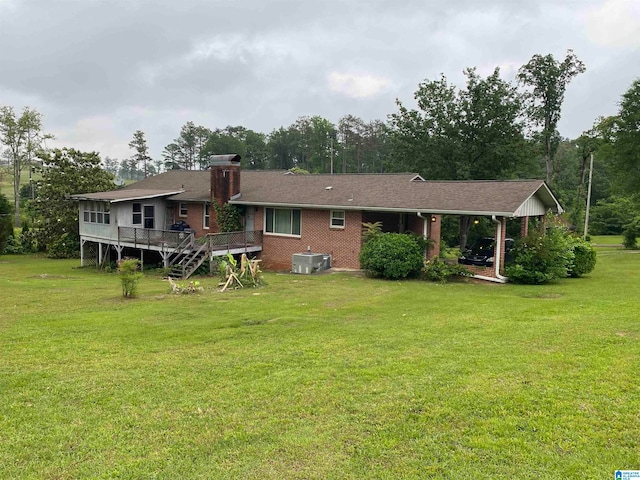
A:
[29,274,69,280]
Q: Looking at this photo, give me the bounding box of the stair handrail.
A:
[180,240,209,276]
[167,232,195,268]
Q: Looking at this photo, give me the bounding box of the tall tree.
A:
[388,68,531,180]
[0,106,51,226]
[128,130,152,178]
[203,125,265,168]
[162,122,211,170]
[517,50,586,184]
[102,156,120,177]
[610,79,640,196]
[32,148,115,256]
[338,115,366,173]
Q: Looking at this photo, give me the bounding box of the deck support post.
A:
[159,251,171,269]
[80,238,86,267]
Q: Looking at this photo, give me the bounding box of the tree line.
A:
[1,49,639,255]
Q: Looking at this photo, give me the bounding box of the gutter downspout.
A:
[491,215,508,283]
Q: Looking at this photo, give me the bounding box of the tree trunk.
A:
[13,163,21,227]
[545,135,553,184]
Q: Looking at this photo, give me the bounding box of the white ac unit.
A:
[292,253,330,274]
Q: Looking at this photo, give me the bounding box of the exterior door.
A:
[245,207,254,231]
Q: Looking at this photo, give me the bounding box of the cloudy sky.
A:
[1,0,639,163]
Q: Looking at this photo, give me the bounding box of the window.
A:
[143,205,155,229]
[203,203,210,229]
[83,201,110,225]
[265,208,301,236]
[330,210,345,228]
[132,203,142,225]
[179,202,188,217]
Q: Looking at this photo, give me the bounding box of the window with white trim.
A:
[83,201,110,225]
[143,205,155,229]
[265,207,301,236]
[179,202,188,217]
[330,210,345,228]
[132,202,142,225]
[203,202,210,229]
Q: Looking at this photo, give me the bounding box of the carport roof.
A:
[232,171,563,217]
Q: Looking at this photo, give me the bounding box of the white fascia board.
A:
[110,191,184,203]
[230,200,515,217]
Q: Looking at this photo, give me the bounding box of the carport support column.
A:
[495,216,507,275]
[428,215,441,259]
[520,216,529,238]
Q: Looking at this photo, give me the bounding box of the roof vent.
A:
[411,174,426,182]
[325,186,333,190]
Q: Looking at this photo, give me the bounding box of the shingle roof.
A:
[121,170,211,202]
[234,171,560,216]
[72,188,184,202]
[79,169,562,216]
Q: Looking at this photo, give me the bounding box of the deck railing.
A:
[118,227,194,250]
[116,227,262,253]
[206,230,263,251]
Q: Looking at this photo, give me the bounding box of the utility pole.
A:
[584,150,594,239]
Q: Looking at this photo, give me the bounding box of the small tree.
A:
[623,216,640,249]
[359,232,424,280]
[119,259,142,298]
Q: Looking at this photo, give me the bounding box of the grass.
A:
[1,248,639,479]
[590,235,623,245]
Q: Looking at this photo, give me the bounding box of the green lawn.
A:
[591,235,623,245]
[1,249,639,479]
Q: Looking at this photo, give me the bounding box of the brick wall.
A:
[256,207,363,270]
[173,202,209,238]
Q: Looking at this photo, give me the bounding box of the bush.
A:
[505,223,574,284]
[119,258,143,298]
[422,258,471,283]
[47,232,80,259]
[0,193,12,254]
[622,216,640,249]
[568,237,597,277]
[359,233,424,280]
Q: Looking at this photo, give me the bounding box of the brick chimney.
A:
[210,154,241,207]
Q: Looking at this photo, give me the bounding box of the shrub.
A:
[622,216,640,249]
[119,258,143,298]
[359,233,424,280]
[2,235,24,254]
[422,258,471,283]
[0,193,12,254]
[505,223,574,284]
[47,232,80,259]
[568,237,597,277]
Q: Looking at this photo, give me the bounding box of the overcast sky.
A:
[1,0,638,163]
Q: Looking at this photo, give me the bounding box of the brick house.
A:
[74,155,563,281]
